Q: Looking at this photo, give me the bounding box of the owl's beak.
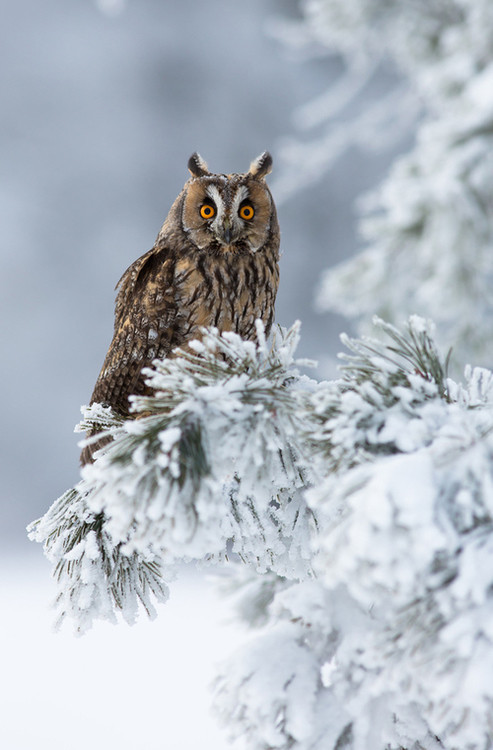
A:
[219,218,232,245]
[215,216,239,246]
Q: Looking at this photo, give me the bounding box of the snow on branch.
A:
[28,322,316,633]
[29,316,493,748]
[319,92,493,367]
[213,315,493,750]
[29,485,170,632]
[274,0,493,366]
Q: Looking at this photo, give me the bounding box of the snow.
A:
[8,1,493,743]
[284,0,493,371]
[24,316,493,749]
[0,557,243,750]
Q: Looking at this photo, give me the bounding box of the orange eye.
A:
[239,204,255,221]
[200,203,215,220]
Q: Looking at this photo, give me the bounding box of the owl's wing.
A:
[113,245,158,331]
[89,243,179,416]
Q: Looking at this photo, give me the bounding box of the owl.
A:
[80,152,280,464]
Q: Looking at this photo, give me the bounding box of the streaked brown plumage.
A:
[81,152,280,464]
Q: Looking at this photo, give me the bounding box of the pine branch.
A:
[27,486,169,633]
[30,322,315,631]
[339,316,450,399]
[213,316,493,750]
[32,315,493,749]
[303,315,451,475]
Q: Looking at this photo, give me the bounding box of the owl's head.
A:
[180,152,277,253]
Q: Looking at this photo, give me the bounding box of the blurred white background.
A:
[1,1,402,746]
[1,561,244,749]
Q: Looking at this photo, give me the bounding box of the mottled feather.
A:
[81,154,280,464]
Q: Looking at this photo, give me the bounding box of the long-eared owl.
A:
[81,152,280,464]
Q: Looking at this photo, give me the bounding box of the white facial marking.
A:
[232,185,249,213]
[206,184,225,222]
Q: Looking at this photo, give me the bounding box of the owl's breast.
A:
[173,247,279,344]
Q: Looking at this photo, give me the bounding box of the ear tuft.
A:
[249,151,273,179]
[188,152,209,177]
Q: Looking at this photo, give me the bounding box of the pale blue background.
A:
[1,0,400,550]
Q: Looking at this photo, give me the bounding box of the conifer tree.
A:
[29,317,493,749]
[274,0,493,368]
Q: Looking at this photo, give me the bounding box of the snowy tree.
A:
[29,3,493,748]
[273,0,493,369]
[213,318,493,750]
[30,316,493,749]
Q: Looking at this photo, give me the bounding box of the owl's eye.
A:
[200,203,216,220]
[239,204,255,221]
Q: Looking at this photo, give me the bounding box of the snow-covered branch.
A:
[28,323,316,632]
[275,0,493,366]
[30,316,493,747]
[319,80,493,367]
[213,316,493,750]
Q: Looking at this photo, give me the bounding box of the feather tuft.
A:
[249,152,273,179]
[187,152,210,177]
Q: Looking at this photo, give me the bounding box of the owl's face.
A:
[181,152,276,253]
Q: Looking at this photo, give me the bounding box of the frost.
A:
[273,0,493,369]
[29,316,493,748]
[29,322,316,631]
[211,318,493,750]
